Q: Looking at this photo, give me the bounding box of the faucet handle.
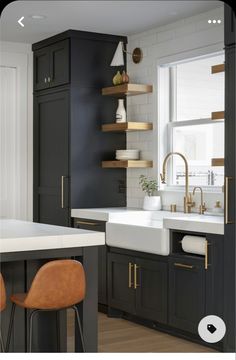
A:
[160,173,166,184]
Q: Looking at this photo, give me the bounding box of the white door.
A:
[0,51,30,220]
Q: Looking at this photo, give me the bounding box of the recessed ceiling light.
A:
[29,15,47,20]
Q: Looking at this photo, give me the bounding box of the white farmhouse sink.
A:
[106,217,169,255]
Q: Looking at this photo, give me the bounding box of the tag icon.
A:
[207,324,217,334]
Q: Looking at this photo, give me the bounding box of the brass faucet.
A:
[160,152,194,213]
[193,187,206,214]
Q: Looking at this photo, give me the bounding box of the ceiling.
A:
[0,1,223,44]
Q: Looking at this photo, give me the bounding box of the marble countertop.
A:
[0,219,105,253]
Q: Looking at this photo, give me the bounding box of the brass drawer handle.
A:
[128,262,133,288]
[174,263,194,270]
[75,220,100,227]
[134,264,140,289]
[61,176,65,209]
[225,176,234,224]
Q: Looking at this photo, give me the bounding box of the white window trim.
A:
[158,49,224,194]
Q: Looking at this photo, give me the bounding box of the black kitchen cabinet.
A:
[169,257,205,334]
[33,89,70,226]
[34,39,69,90]
[33,30,127,226]
[108,251,168,324]
[73,218,107,306]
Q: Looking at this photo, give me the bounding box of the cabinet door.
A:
[107,253,135,314]
[34,47,50,90]
[169,257,205,334]
[74,218,107,305]
[49,40,70,88]
[33,90,70,226]
[135,258,168,324]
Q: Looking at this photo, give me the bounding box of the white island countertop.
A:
[0,219,105,253]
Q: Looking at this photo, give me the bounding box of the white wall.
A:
[0,41,33,220]
[126,6,224,211]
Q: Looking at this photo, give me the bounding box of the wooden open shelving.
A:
[102,83,153,96]
[102,160,153,168]
[101,122,153,132]
[211,111,225,120]
[211,64,225,74]
[211,158,224,167]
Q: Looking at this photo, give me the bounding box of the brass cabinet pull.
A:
[61,176,65,209]
[205,241,209,270]
[128,262,133,288]
[75,220,100,227]
[225,176,234,224]
[134,264,140,289]
[48,76,51,83]
[174,263,194,270]
[44,77,47,83]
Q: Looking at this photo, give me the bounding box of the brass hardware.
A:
[160,152,194,213]
[193,187,206,214]
[61,176,65,209]
[225,176,234,224]
[128,262,133,288]
[44,78,47,83]
[170,204,177,212]
[205,241,208,270]
[174,263,194,270]
[48,77,51,83]
[134,264,140,289]
[75,220,99,227]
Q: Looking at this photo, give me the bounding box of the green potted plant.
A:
[139,175,161,210]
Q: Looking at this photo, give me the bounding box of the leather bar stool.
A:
[7,259,86,353]
[0,273,7,352]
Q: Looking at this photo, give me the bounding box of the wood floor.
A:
[68,310,217,353]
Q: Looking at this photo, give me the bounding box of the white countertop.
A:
[0,219,105,253]
[71,207,224,235]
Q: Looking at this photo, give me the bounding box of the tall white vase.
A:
[116,99,126,123]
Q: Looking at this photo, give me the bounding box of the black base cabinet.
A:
[108,249,168,324]
[168,257,205,334]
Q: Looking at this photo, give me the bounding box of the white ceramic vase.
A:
[143,196,162,211]
[116,99,126,123]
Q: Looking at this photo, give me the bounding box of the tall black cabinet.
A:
[224,4,236,352]
[33,30,127,226]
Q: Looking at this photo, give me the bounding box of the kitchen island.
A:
[0,219,105,353]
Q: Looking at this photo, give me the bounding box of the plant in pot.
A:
[139,175,161,211]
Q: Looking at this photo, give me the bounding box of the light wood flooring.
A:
[68,311,217,353]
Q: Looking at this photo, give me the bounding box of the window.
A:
[163,54,224,187]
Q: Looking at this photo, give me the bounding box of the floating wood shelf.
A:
[102,83,153,96]
[211,158,224,167]
[101,122,153,132]
[211,64,225,74]
[211,111,225,120]
[102,160,153,168]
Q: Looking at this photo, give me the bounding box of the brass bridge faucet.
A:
[160,152,195,213]
[193,186,206,214]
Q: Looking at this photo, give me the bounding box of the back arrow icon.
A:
[18,16,24,27]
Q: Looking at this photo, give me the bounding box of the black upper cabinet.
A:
[34,39,69,90]
[33,30,127,226]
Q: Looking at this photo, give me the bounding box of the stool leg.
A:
[56,311,60,352]
[28,310,38,353]
[6,303,16,352]
[0,330,5,352]
[72,306,85,353]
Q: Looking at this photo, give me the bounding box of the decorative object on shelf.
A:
[112,71,123,85]
[116,99,126,123]
[116,149,140,160]
[122,70,129,84]
[139,175,161,211]
[110,41,143,65]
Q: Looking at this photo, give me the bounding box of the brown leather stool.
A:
[0,273,7,352]
[7,259,86,352]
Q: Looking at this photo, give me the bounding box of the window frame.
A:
[159,52,225,193]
